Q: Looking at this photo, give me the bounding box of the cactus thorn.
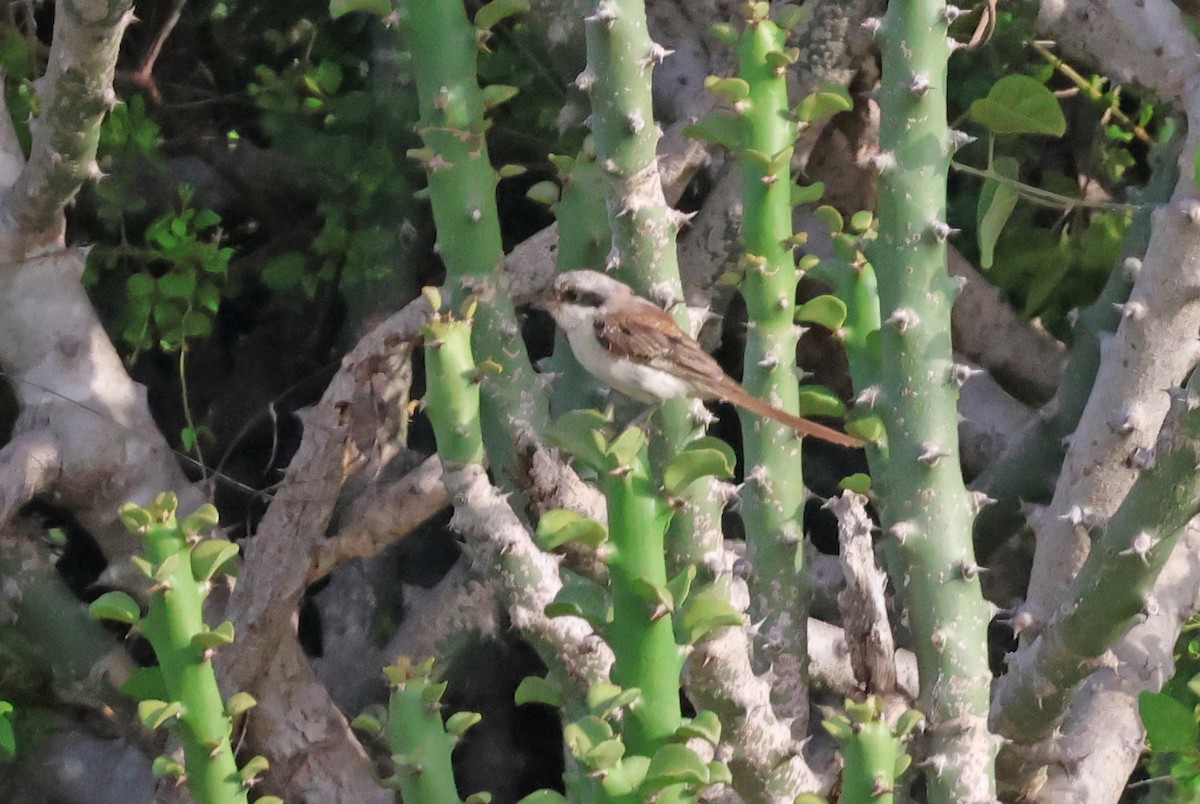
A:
[1179,198,1200,225]
[861,17,882,36]
[949,363,980,388]
[884,307,920,332]
[909,74,932,96]
[868,151,897,173]
[959,559,986,580]
[1122,256,1143,280]
[1119,531,1157,565]
[942,4,965,22]
[585,1,618,24]
[888,520,917,544]
[917,443,947,465]
[1125,445,1157,471]
[574,68,596,91]
[947,129,976,152]
[929,220,959,242]
[1114,299,1147,321]
[854,385,881,408]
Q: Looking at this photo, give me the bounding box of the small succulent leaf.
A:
[677,576,743,643]
[350,713,384,735]
[514,676,563,708]
[601,755,650,797]
[534,509,608,550]
[131,555,155,579]
[663,437,737,495]
[548,409,612,471]
[223,692,257,720]
[813,205,844,233]
[239,755,270,782]
[475,0,529,31]
[329,0,391,18]
[706,760,732,786]
[464,794,493,804]
[446,711,483,737]
[563,715,613,757]
[977,156,1020,269]
[683,111,747,150]
[969,75,1066,136]
[421,680,449,706]
[180,504,220,537]
[191,539,240,582]
[606,425,647,467]
[497,164,527,179]
[847,415,885,444]
[191,620,236,650]
[515,791,568,804]
[894,708,925,738]
[665,566,696,610]
[774,4,806,29]
[1139,691,1198,752]
[795,295,848,330]
[839,473,873,494]
[585,738,626,770]
[119,503,153,532]
[422,286,443,313]
[641,744,709,795]
[796,386,846,417]
[0,703,14,761]
[545,570,611,627]
[88,591,141,624]
[481,84,519,109]
[152,552,181,585]
[709,22,739,44]
[849,210,874,232]
[822,714,853,741]
[791,181,825,206]
[704,76,751,103]
[796,84,853,125]
[138,699,183,731]
[586,682,640,717]
[151,755,187,778]
[676,710,722,744]
[526,181,560,206]
[630,578,673,611]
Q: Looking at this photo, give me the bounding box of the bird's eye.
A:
[563,289,581,304]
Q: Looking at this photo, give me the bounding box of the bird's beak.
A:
[534,284,559,311]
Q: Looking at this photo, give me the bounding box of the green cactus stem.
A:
[382,657,473,803]
[823,697,920,804]
[92,494,250,804]
[396,0,549,492]
[865,0,996,799]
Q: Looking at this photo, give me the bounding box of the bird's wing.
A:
[593,302,728,393]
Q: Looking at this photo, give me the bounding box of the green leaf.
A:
[0,702,15,761]
[526,180,560,206]
[849,210,874,233]
[191,539,240,582]
[534,509,608,550]
[584,738,626,769]
[515,676,563,708]
[225,692,257,719]
[481,84,519,110]
[813,204,844,233]
[796,386,846,417]
[663,437,736,495]
[191,620,236,650]
[641,744,709,795]
[600,755,650,797]
[157,271,195,301]
[969,75,1066,136]
[475,0,530,31]
[465,793,493,804]
[120,667,168,700]
[676,576,743,644]
[796,294,847,331]
[350,713,384,735]
[516,791,568,804]
[152,755,186,778]
[180,427,197,452]
[138,699,183,731]
[704,76,751,104]
[839,472,872,494]
[151,552,181,585]
[666,566,696,611]
[796,84,853,125]
[977,156,1020,269]
[606,425,647,467]
[791,181,825,206]
[676,710,722,744]
[1139,691,1198,752]
[545,571,611,628]
[548,409,611,471]
[586,683,640,718]
[88,591,141,625]
[239,755,270,782]
[684,111,747,150]
[446,711,482,737]
[563,715,613,757]
[126,273,155,299]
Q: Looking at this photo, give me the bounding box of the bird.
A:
[541,270,862,447]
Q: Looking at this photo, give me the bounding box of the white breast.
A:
[566,327,691,404]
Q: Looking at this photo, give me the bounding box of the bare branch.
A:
[5,0,133,235]
[0,430,61,529]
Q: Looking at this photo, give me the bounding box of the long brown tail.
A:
[719,382,864,448]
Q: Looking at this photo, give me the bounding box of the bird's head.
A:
[541,270,632,332]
